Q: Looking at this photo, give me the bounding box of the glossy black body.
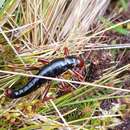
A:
[10,56,80,98]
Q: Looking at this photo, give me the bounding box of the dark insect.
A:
[5,56,84,99]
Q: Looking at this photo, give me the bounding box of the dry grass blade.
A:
[0,27,25,65]
[0,69,130,92]
[50,99,71,130]
[0,0,21,25]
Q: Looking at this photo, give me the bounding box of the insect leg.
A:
[56,76,73,97]
[41,83,54,102]
[37,58,50,64]
[63,47,69,57]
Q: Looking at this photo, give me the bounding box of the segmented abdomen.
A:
[5,56,81,98]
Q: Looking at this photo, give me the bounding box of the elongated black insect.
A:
[5,56,84,99]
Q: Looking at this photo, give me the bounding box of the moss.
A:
[0,51,4,67]
[2,45,16,64]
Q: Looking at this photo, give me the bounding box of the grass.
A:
[0,0,130,130]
